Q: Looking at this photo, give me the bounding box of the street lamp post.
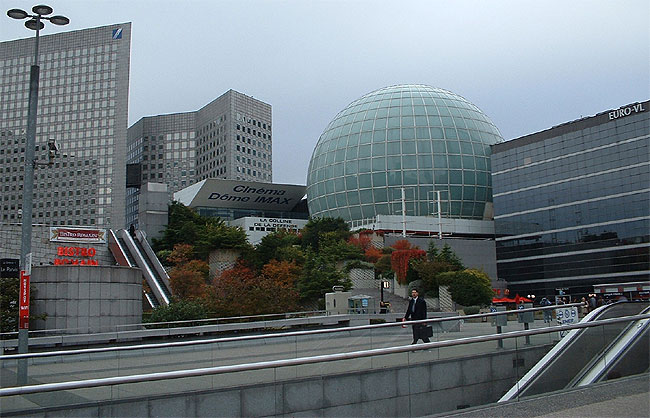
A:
[7,4,69,385]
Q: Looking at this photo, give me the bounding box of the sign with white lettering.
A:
[0,259,19,278]
[50,227,107,244]
[19,270,30,329]
[608,103,646,120]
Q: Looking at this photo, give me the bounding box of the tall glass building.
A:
[306,84,503,225]
[0,23,131,229]
[126,90,272,229]
[492,101,650,298]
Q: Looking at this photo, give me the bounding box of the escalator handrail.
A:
[499,302,616,402]
[133,229,172,295]
[143,291,158,309]
[108,229,134,267]
[110,229,155,308]
[119,230,170,306]
[130,233,172,301]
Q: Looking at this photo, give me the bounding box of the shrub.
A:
[145,300,210,324]
[438,269,494,307]
[463,306,481,315]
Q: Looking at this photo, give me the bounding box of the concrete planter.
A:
[209,248,241,279]
[30,265,142,334]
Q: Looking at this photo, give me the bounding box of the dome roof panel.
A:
[307,84,503,223]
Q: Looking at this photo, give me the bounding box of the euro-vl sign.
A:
[608,103,646,120]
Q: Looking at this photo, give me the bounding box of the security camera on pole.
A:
[6,4,69,385]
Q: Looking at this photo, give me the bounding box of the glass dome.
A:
[306,84,503,223]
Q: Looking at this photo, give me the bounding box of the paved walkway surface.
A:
[434,373,650,418]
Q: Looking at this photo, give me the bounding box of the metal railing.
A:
[0,309,330,339]
[0,303,583,361]
[1,312,648,397]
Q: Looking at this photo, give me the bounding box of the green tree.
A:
[374,254,394,280]
[426,241,439,261]
[412,259,454,297]
[298,250,350,306]
[152,201,206,252]
[252,229,303,269]
[194,220,250,259]
[153,201,250,261]
[300,217,351,252]
[319,232,363,261]
[1,278,45,333]
[413,242,465,296]
[438,243,464,270]
[438,269,494,307]
[0,277,19,332]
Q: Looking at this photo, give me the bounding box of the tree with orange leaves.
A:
[261,260,300,312]
[364,246,383,263]
[167,244,210,301]
[390,240,426,284]
[348,233,372,251]
[212,260,299,316]
[348,232,384,263]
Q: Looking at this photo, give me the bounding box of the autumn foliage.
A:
[151,210,363,320]
[168,244,210,301]
[348,234,372,251]
[212,260,299,316]
[390,240,426,284]
[364,246,383,263]
[348,232,384,263]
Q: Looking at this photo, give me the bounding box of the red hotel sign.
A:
[50,227,106,244]
[54,246,99,266]
[19,271,30,329]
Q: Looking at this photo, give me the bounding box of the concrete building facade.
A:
[126,90,272,228]
[0,23,131,230]
[126,112,196,227]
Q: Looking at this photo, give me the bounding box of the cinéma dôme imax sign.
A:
[208,184,293,205]
[179,179,306,211]
[50,227,107,244]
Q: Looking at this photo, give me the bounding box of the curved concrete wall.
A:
[30,265,142,334]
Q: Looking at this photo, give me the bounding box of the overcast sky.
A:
[3,0,649,185]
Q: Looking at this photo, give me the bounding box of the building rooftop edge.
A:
[493,99,649,153]
[2,22,132,44]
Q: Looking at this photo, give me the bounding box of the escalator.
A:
[500,301,650,402]
[108,229,171,308]
[572,306,650,387]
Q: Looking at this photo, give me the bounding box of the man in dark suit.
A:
[403,288,430,344]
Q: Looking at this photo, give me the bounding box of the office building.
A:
[306,84,503,237]
[491,100,650,298]
[126,90,272,228]
[0,23,131,230]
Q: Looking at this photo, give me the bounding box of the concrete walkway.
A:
[434,373,650,418]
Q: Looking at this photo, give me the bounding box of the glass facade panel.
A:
[306,84,503,223]
[492,104,650,298]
